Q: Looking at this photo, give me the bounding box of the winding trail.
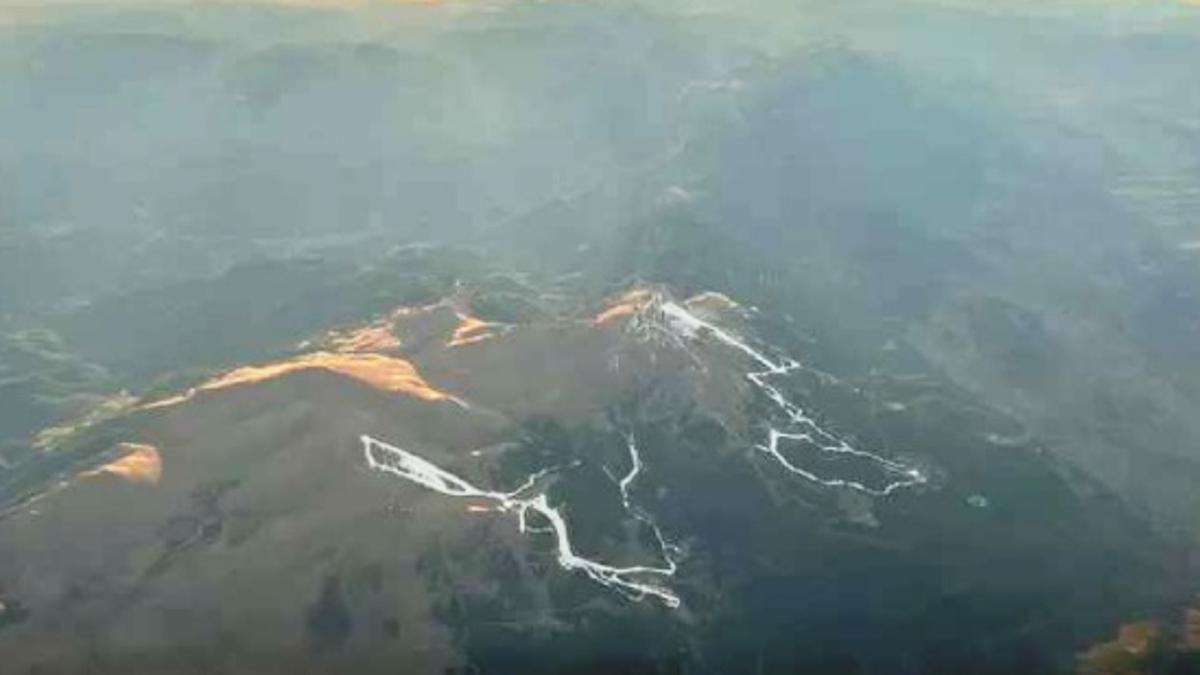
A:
[658,299,927,496]
[362,292,926,609]
[362,434,681,608]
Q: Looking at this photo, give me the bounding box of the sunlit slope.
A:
[0,284,1181,673]
[0,362,499,672]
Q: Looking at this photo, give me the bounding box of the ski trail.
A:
[362,434,681,608]
[658,299,927,496]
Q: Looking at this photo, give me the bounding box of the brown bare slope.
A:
[0,361,513,673]
[0,292,715,674]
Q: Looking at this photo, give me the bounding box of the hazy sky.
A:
[0,0,450,5]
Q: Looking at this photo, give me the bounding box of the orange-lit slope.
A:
[81,443,162,486]
[325,322,402,353]
[592,289,655,326]
[144,352,451,410]
[447,315,495,348]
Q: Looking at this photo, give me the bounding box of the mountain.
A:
[0,280,1184,673]
[3,1,1200,673]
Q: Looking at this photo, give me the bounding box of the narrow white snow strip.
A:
[659,300,927,496]
[614,436,683,573]
[361,290,924,610]
[362,435,681,608]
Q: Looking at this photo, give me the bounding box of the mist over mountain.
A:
[2,1,1200,673]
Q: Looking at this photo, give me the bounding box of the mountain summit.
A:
[0,281,1176,673]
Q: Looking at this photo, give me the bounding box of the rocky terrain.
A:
[0,278,1186,673]
[3,1,1200,673]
